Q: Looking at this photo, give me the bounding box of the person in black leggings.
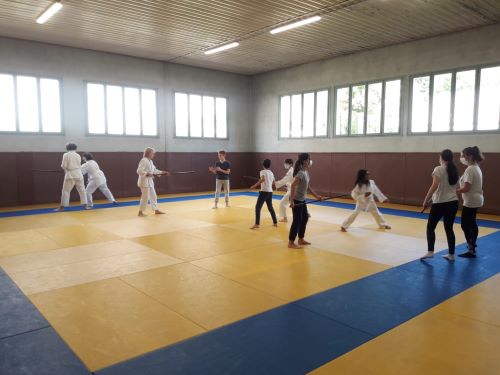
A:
[288,153,324,249]
[421,149,459,262]
[250,159,278,229]
[457,146,484,258]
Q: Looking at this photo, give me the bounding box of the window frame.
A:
[173,91,229,140]
[408,62,500,135]
[84,80,160,138]
[0,71,64,135]
[333,77,404,138]
[278,87,331,140]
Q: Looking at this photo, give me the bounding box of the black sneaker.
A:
[458,251,477,258]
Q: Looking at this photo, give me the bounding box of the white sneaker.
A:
[420,252,434,260]
[442,254,455,262]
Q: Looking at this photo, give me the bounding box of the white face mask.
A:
[309,159,313,167]
[460,157,469,166]
[284,163,291,169]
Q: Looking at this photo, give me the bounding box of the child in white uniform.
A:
[250,159,278,229]
[81,153,117,207]
[341,169,390,231]
[137,147,170,217]
[55,143,89,212]
[275,158,294,222]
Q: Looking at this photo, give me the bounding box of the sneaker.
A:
[420,252,434,260]
[458,251,477,258]
[442,254,455,262]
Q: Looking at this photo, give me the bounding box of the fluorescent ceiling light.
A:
[270,15,321,34]
[36,1,63,24]
[205,42,239,55]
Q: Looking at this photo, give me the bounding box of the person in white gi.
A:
[137,147,170,217]
[274,158,294,222]
[81,152,117,208]
[341,169,391,231]
[55,143,89,212]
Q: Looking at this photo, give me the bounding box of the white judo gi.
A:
[342,180,388,229]
[137,157,161,212]
[81,160,115,207]
[60,151,87,207]
[275,166,294,219]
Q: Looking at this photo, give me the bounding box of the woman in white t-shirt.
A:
[250,159,278,229]
[421,149,459,261]
[456,146,484,258]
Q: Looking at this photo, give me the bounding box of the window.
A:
[280,89,329,138]
[335,79,401,136]
[0,73,62,133]
[86,83,157,136]
[410,64,500,133]
[174,93,227,138]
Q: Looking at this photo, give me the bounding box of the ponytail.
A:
[441,149,459,185]
[463,146,484,163]
[293,153,310,177]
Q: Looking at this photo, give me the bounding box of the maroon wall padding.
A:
[1,152,499,215]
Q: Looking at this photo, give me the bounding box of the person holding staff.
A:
[340,169,391,231]
[250,159,278,229]
[457,146,484,258]
[137,147,170,217]
[209,150,231,209]
[55,143,89,212]
[288,153,324,249]
[275,158,294,222]
[421,149,459,262]
[81,152,117,208]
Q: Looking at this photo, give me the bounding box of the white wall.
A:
[252,23,500,153]
[0,37,253,152]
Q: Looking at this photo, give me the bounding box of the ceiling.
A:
[0,0,499,75]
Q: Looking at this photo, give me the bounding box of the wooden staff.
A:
[294,194,351,206]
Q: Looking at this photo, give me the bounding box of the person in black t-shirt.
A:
[209,150,231,208]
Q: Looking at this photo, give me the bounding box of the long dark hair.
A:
[463,146,484,162]
[83,152,95,161]
[293,153,310,177]
[354,169,369,188]
[441,149,459,185]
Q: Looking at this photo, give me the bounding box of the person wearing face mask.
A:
[421,149,459,262]
[275,158,294,222]
[288,153,325,249]
[340,169,391,232]
[456,146,484,258]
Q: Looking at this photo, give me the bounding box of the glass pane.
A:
[350,85,365,135]
[189,94,202,137]
[175,93,189,137]
[280,96,290,138]
[431,73,452,132]
[367,82,382,134]
[124,87,140,135]
[141,89,157,136]
[215,97,227,138]
[411,76,430,132]
[335,87,349,135]
[87,83,105,134]
[315,90,328,136]
[0,74,16,131]
[478,66,500,130]
[203,96,215,138]
[291,94,302,138]
[454,70,475,131]
[39,79,61,133]
[384,80,401,133]
[106,85,124,135]
[17,76,39,132]
[302,92,314,137]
